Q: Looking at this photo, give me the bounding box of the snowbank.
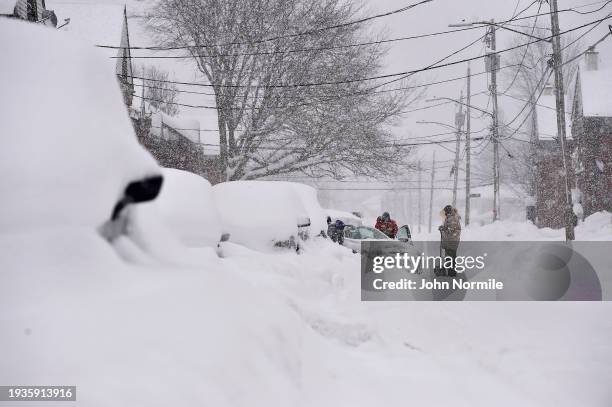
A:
[212,181,309,250]
[577,211,612,240]
[0,19,159,233]
[412,211,610,241]
[135,168,223,248]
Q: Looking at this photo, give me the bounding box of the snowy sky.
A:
[55,0,612,163]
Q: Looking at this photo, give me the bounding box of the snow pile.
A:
[0,19,158,233]
[0,231,311,406]
[412,211,610,241]
[212,181,309,250]
[133,168,223,248]
[576,211,612,240]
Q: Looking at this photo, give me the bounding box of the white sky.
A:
[52,0,612,207]
[61,0,612,157]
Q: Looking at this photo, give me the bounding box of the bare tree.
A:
[147,0,420,181]
[141,65,180,116]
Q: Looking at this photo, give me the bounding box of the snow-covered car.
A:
[0,19,162,257]
[131,168,228,253]
[212,181,312,252]
[343,225,414,253]
[326,209,364,227]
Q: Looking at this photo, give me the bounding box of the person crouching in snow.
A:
[375,212,398,239]
[438,205,461,276]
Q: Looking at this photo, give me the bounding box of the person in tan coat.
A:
[438,205,462,276]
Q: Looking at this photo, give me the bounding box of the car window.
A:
[350,226,388,240]
[397,225,411,241]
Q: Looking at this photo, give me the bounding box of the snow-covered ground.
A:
[2,233,612,406]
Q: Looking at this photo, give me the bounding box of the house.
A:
[48,1,222,181]
[1,0,57,26]
[570,47,612,217]
[47,1,134,106]
[533,84,574,229]
[135,112,219,178]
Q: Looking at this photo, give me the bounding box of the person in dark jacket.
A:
[327,216,337,242]
[375,212,398,238]
[439,205,461,276]
[334,219,345,245]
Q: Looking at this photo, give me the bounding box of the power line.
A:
[499,12,612,138]
[98,1,611,52]
[131,65,512,101]
[499,0,544,96]
[118,15,612,90]
[99,0,433,51]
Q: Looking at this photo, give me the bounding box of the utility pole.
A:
[417,160,422,233]
[452,91,464,207]
[428,152,436,233]
[140,67,146,120]
[549,0,575,241]
[449,19,549,223]
[465,62,472,226]
[488,20,501,222]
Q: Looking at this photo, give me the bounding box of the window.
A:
[346,227,388,240]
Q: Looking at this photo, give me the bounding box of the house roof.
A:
[579,68,612,117]
[151,112,200,144]
[0,0,16,14]
[535,92,572,141]
[149,112,220,156]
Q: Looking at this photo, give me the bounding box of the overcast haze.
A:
[51,0,612,216]
[70,0,611,162]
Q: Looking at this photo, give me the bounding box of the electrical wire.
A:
[98,1,612,51]
[117,15,612,90]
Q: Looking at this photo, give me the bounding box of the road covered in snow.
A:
[2,226,612,406]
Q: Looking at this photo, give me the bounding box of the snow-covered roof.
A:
[0,0,16,14]
[535,92,572,141]
[46,1,126,47]
[150,112,200,143]
[579,68,612,117]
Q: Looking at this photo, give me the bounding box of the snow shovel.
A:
[433,229,447,277]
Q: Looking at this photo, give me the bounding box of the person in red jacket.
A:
[375,212,398,238]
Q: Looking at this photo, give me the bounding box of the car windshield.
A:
[345,226,389,240]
